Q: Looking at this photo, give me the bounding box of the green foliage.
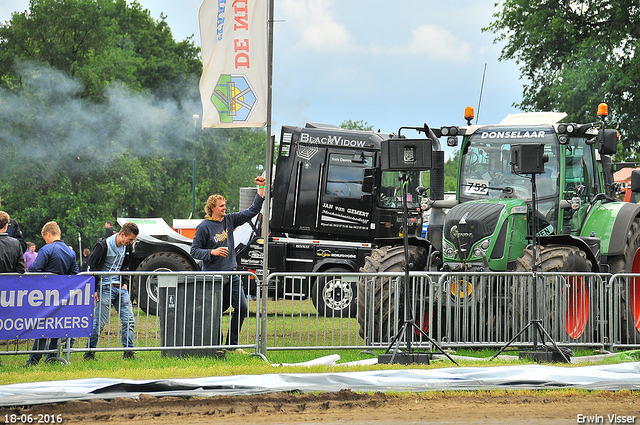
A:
[0,0,265,252]
[340,119,374,131]
[484,0,640,161]
[195,127,267,215]
[0,0,201,102]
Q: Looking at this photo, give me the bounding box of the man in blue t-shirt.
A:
[26,221,79,366]
[190,176,265,346]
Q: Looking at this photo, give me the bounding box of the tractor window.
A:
[564,140,596,198]
[324,153,372,198]
[459,129,558,201]
[378,170,422,209]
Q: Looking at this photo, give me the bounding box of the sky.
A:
[0,0,525,158]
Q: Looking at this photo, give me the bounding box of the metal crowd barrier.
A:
[432,272,607,349]
[4,270,640,364]
[269,270,612,352]
[264,272,364,351]
[0,271,261,364]
[608,273,640,350]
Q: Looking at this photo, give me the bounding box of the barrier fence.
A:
[2,270,640,363]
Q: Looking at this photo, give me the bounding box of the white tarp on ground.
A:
[1,362,640,406]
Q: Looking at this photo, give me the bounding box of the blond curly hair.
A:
[205,194,226,217]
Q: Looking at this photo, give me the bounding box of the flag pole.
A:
[260,0,274,357]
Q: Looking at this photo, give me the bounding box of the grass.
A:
[0,297,632,387]
[0,343,622,386]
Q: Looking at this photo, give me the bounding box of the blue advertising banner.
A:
[0,275,94,340]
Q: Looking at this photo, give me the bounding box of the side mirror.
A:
[362,168,374,194]
[597,129,618,155]
[631,170,640,193]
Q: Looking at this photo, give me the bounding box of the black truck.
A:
[126,123,436,317]
[234,123,429,316]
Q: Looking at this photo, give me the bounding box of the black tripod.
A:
[491,171,570,363]
[379,172,458,365]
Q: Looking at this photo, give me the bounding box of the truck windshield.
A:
[324,153,373,198]
[378,170,422,209]
[460,128,559,202]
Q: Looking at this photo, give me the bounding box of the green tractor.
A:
[358,104,640,343]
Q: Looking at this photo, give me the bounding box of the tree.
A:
[0,0,242,251]
[0,0,201,102]
[484,0,640,160]
[340,119,374,131]
[195,127,266,214]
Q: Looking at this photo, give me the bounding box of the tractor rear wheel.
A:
[513,245,592,340]
[356,245,427,343]
[607,217,640,344]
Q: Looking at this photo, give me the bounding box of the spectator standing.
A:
[0,196,26,253]
[80,248,90,272]
[85,222,139,360]
[0,211,24,367]
[23,242,38,270]
[190,176,265,346]
[103,221,116,240]
[26,221,79,366]
[0,211,25,274]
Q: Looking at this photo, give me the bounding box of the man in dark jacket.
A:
[85,222,138,360]
[190,176,265,346]
[0,211,25,274]
[80,248,90,272]
[103,221,116,240]
[0,196,26,253]
[0,210,24,366]
[26,221,79,366]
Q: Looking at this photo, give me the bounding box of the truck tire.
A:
[514,245,592,339]
[135,252,196,315]
[356,245,427,342]
[607,217,640,344]
[311,267,357,317]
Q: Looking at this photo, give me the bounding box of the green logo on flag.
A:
[211,74,257,123]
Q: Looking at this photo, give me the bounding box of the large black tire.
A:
[356,245,427,343]
[310,267,357,318]
[135,252,196,315]
[513,244,592,340]
[607,217,640,344]
[515,245,592,273]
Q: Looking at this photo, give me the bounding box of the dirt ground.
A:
[2,389,639,424]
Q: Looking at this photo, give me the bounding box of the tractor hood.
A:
[442,199,529,271]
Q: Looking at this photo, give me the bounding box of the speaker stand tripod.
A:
[491,172,570,363]
[379,172,458,366]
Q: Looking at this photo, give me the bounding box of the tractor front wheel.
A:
[356,245,427,343]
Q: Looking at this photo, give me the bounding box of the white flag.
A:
[199,0,268,128]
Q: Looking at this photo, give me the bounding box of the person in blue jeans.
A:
[190,176,265,346]
[26,221,79,366]
[84,222,139,360]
